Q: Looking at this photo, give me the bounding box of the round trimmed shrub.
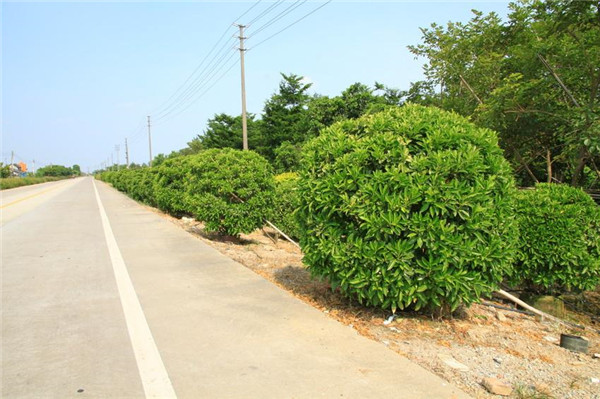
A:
[271,172,301,240]
[128,168,157,206]
[297,104,517,313]
[185,149,275,237]
[154,156,193,217]
[513,183,600,294]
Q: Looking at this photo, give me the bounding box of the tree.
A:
[408,0,600,187]
[72,164,81,175]
[0,163,10,178]
[259,73,313,160]
[273,141,302,173]
[36,165,73,177]
[306,83,402,137]
[184,113,261,154]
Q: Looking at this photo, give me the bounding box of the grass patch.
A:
[0,176,68,190]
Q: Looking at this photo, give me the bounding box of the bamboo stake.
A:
[265,219,300,248]
[494,289,586,331]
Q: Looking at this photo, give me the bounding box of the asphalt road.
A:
[1,177,470,399]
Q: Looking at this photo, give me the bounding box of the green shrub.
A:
[154,157,193,216]
[185,149,275,236]
[130,168,157,206]
[297,104,517,313]
[271,172,301,240]
[513,183,600,293]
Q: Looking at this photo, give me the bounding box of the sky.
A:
[1,0,512,173]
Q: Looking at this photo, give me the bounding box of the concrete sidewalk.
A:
[97,179,471,399]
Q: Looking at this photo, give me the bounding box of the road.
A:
[1,177,470,398]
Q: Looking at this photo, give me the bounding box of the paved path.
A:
[2,177,470,398]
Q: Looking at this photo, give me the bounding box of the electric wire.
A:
[150,1,263,121]
[154,44,238,123]
[246,0,284,26]
[247,0,307,39]
[154,37,237,120]
[249,0,332,50]
[157,55,240,124]
[117,0,329,165]
[149,27,234,116]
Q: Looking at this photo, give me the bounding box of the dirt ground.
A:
[163,212,599,398]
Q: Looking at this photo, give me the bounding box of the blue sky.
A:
[2,1,511,173]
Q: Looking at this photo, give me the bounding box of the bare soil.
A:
[165,212,600,398]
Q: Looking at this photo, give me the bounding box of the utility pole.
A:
[10,151,14,165]
[115,145,120,170]
[125,138,130,168]
[111,153,114,170]
[147,115,153,166]
[32,159,36,174]
[237,24,248,150]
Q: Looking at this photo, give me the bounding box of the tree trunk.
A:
[571,146,588,187]
[514,148,539,184]
[546,149,552,183]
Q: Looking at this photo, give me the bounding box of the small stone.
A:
[591,377,600,384]
[438,354,470,371]
[493,357,502,365]
[543,335,559,343]
[534,383,552,395]
[593,353,600,359]
[570,361,585,366]
[496,311,507,322]
[481,377,512,396]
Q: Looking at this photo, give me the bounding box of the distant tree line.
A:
[36,164,81,177]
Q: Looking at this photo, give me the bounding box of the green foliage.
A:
[36,164,74,177]
[97,150,274,237]
[190,113,261,151]
[258,73,313,160]
[184,149,275,237]
[97,168,156,205]
[0,176,65,190]
[513,183,600,294]
[297,104,517,313]
[0,163,10,178]
[273,141,302,173]
[154,156,193,216]
[271,172,301,240]
[409,0,600,187]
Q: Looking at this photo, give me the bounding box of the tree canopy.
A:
[408,0,600,187]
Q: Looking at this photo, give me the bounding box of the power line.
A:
[150,27,234,116]
[154,37,237,120]
[235,0,264,23]
[154,44,238,123]
[247,0,307,39]
[151,1,264,122]
[156,56,240,124]
[249,0,332,50]
[246,0,284,26]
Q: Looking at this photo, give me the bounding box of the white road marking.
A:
[93,179,177,399]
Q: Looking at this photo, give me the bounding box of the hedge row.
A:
[98,106,600,315]
[98,149,275,237]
